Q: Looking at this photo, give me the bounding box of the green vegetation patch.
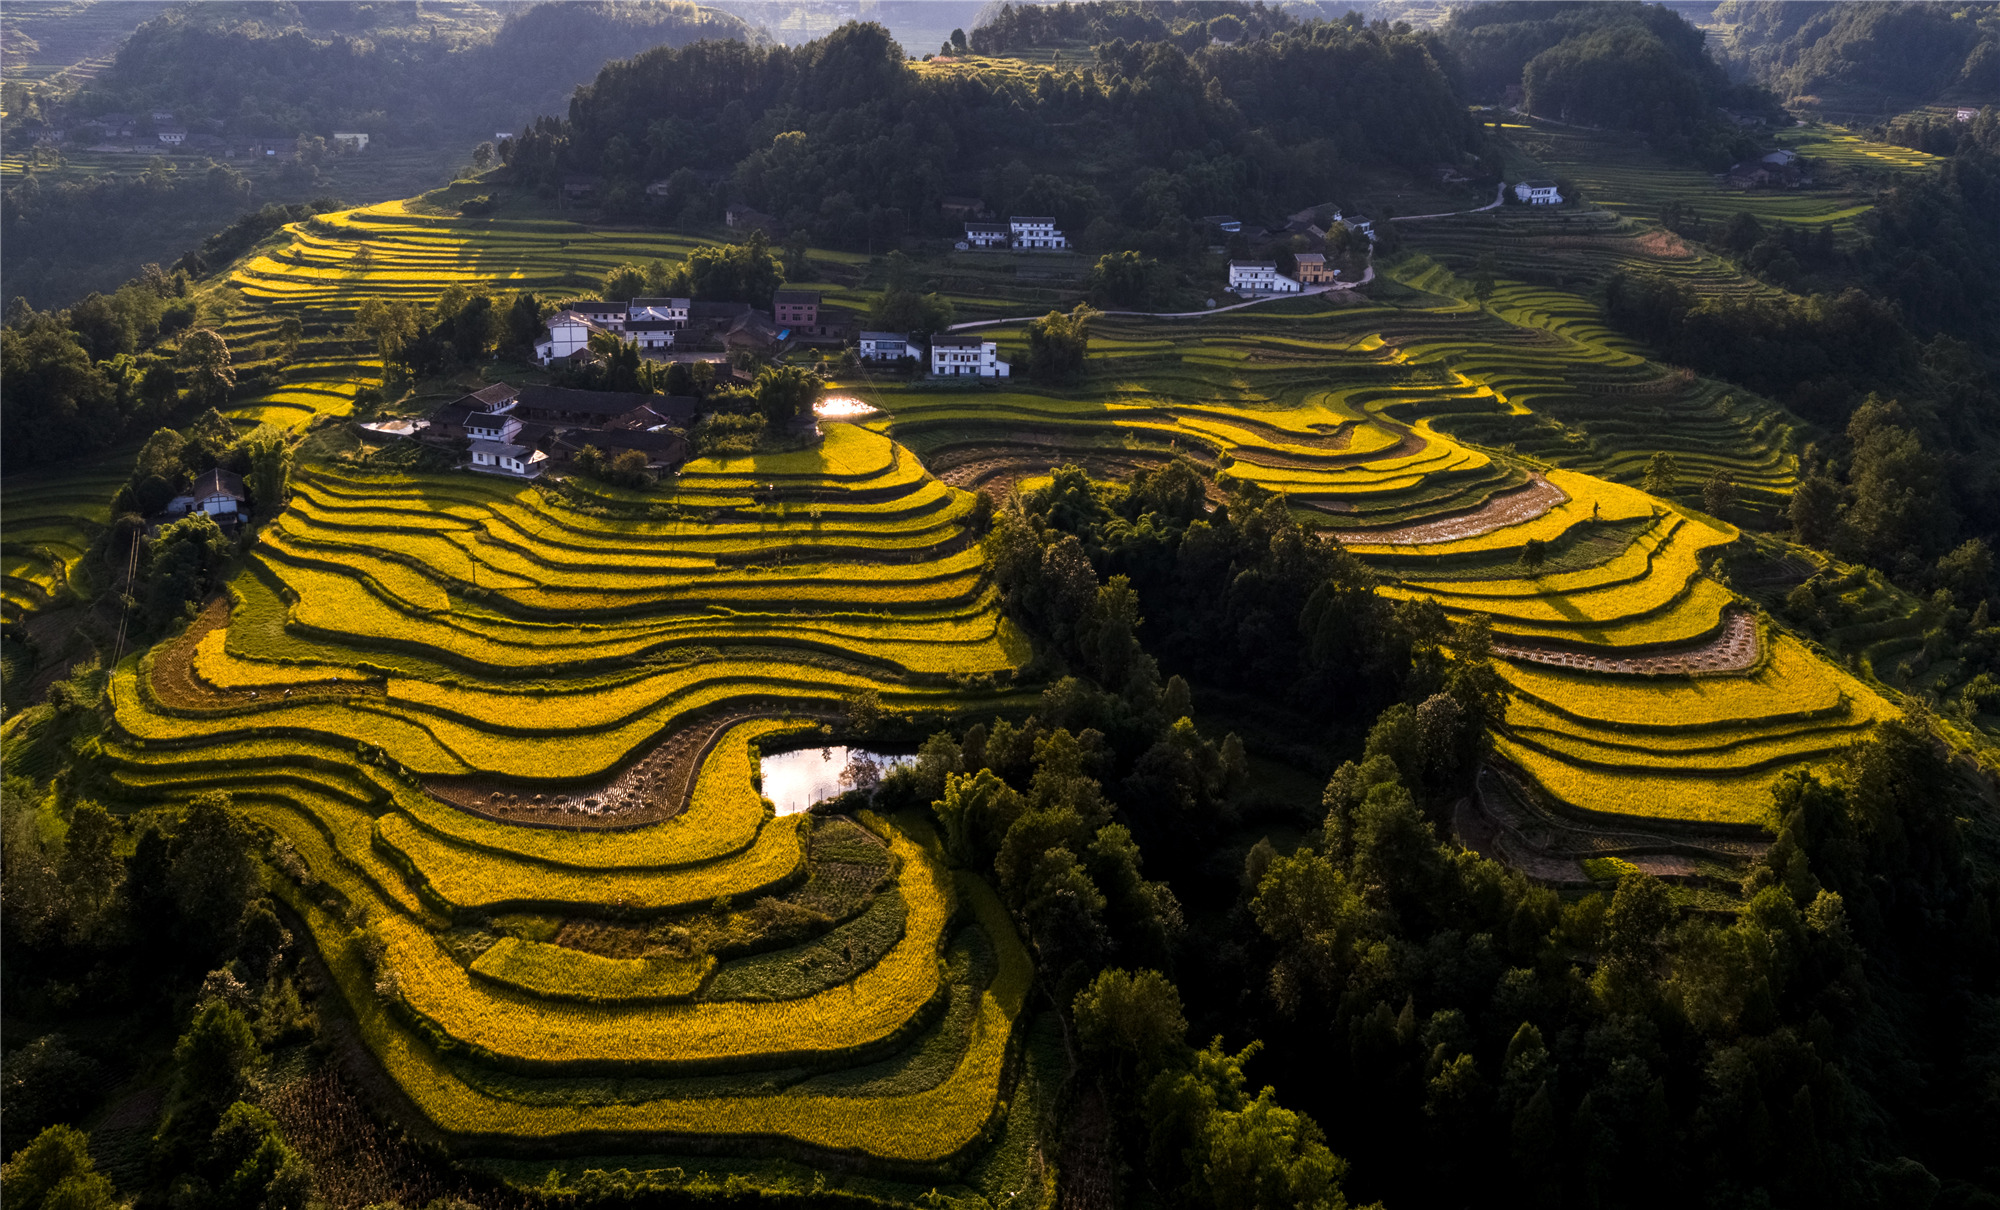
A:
[702,889,909,1004]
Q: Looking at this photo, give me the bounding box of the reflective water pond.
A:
[813,396,879,418]
[758,746,913,815]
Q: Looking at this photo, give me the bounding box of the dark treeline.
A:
[3,764,325,1210]
[73,1,754,146]
[0,213,329,475]
[1238,714,2000,1208]
[1444,2,1773,165]
[1709,0,2000,114]
[507,19,1477,253]
[3,2,757,306]
[988,462,1495,760]
[1,154,340,309]
[968,0,1298,53]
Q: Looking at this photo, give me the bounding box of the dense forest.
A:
[1705,0,2000,115]
[967,0,1299,53]
[0,1,756,308]
[509,16,1477,251]
[1442,1,1775,163]
[72,0,755,146]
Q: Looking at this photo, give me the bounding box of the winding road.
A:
[1387,181,1509,222]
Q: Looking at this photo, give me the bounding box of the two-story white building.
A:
[1513,179,1563,205]
[624,297,689,351]
[964,223,1010,249]
[534,312,606,365]
[468,441,547,478]
[628,297,690,327]
[859,331,913,362]
[1010,216,1068,250]
[464,409,524,444]
[568,300,628,331]
[930,335,1010,377]
[1228,261,1302,295]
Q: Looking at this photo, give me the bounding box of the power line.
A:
[109,527,140,669]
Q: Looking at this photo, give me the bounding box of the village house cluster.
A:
[388,382,699,482]
[534,286,1012,382]
[1218,204,1375,296]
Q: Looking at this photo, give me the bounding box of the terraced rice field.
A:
[1492,633,1899,824]
[866,274,1794,528]
[226,199,871,353]
[1774,127,1943,175]
[1382,248,1800,520]
[70,176,1923,1190]
[1,456,125,623]
[115,424,1025,782]
[847,287,1880,831]
[1337,465,1887,827]
[103,417,1042,1181]
[1517,123,1903,238]
[110,707,1031,1169]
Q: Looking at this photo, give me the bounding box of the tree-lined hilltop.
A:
[0,1,757,307]
[73,0,757,147]
[506,17,1476,248]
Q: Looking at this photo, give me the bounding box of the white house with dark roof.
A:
[171,468,247,518]
[930,335,1010,377]
[1228,261,1300,295]
[627,297,689,326]
[1009,216,1068,250]
[534,311,605,365]
[568,300,627,330]
[464,410,524,444]
[858,331,912,362]
[964,222,1009,249]
[1513,179,1563,205]
[625,297,688,350]
[468,440,546,478]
